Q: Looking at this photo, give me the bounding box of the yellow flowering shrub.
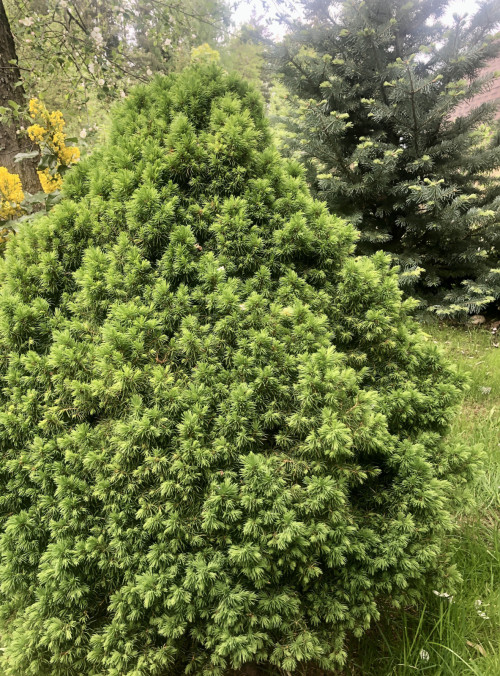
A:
[27,98,80,193]
[0,99,81,254]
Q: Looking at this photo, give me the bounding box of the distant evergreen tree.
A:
[0,63,479,675]
[276,0,500,315]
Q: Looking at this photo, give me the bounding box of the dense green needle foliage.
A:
[276,0,500,315]
[0,63,480,675]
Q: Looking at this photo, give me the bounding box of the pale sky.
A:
[233,0,481,39]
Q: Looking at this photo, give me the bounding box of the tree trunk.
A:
[0,0,41,194]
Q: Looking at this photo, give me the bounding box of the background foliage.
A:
[6,0,231,112]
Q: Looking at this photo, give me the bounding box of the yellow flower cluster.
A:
[0,167,24,221]
[38,168,62,193]
[27,123,46,143]
[59,145,80,165]
[27,98,80,193]
[28,97,47,120]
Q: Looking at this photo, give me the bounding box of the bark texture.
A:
[0,0,41,193]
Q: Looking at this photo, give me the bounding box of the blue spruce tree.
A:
[275,0,500,315]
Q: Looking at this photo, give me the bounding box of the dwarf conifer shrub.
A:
[0,64,479,675]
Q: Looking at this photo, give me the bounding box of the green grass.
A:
[350,324,500,676]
